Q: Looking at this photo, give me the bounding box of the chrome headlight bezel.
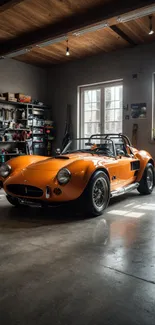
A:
[0,164,11,178]
[57,168,71,185]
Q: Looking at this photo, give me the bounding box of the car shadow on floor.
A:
[0,191,145,229]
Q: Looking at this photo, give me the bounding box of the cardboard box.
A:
[15,93,31,103]
[3,92,15,101]
[9,98,17,102]
[0,97,6,101]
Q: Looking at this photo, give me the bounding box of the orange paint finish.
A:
[1,145,154,203]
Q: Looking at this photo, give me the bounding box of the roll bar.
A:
[62,133,132,157]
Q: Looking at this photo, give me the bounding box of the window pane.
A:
[84,111,92,122]
[114,101,122,109]
[92,102,100,110]
[92,110,100,121]
[115,87,120,100]
[84,103,91,111]
[115,122,122,133]
[105,101,115,109]
[115,109,122,121]
[105,122,115,133]
[105,87,115,101]
[84,91,91,103]
[92,90,100,102]
[92,123,100,134]
[84,123,92,137]
[106,109,115,122]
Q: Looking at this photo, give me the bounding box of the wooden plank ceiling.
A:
[0,0,155,66]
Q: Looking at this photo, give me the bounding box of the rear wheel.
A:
[82,171,110,217]
[6,195,21,207]
[137,163,154,195]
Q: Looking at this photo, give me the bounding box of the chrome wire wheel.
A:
[92,177,108,212]
[147,167,154,190]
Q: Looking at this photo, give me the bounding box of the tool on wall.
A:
[132,123,138,147]
[61,104,72,151]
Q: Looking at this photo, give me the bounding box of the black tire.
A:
[82,171,110,217]
[6,195,21,207]
[137,163,154,195]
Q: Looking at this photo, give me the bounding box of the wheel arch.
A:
[136,153,154,182]
[85,167,110,191]
[91,167,110,181]
[148,158,154,167]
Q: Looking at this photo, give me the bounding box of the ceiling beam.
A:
[110,25,137,46]
[0,0,24,13]
[0,0,154,56]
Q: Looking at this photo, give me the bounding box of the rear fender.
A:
[135,151,154,182]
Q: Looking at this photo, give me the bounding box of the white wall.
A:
[0,59,47,103]
[48,41,155,158]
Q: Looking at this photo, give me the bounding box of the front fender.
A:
[60,159,109,200]
[0,155,48,186]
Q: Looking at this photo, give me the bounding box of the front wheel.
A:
[82,171,110,217]
[137,163,154,195]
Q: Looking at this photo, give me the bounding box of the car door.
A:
[99,156,120,191]
[117,156,140,187]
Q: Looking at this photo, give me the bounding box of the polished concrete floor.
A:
[0,189,155,325]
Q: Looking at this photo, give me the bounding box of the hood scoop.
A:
[54,155,69,160]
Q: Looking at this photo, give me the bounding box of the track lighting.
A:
[66,40,70,56]
[117,5,155,23]
[73,22,108,36]
[149,16,154,35]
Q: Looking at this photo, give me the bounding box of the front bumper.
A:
[10,196,77,209]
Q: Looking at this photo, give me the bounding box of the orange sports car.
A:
[0,134,154,216]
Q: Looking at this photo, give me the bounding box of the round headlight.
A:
[57,168,71,185]
[0,164,11,178]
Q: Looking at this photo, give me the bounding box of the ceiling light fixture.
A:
[149,15,154,35]
[66,40,70,56]
[117,5,155,23]
[37,36,68,48]
[73,22,108,36]
[4,48,30,58]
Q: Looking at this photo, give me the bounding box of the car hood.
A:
[26,153,112,171]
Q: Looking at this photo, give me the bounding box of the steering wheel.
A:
[93,146,114,156]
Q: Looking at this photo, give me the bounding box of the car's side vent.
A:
[131,160,140,171]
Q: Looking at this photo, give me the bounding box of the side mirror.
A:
[56,148,61,155]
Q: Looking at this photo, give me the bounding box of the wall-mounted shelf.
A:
[0,99,55,161]
[0,99,48,109]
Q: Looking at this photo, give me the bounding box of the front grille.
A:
[7,184,43,198]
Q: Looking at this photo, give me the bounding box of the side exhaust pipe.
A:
[111,182,139,198]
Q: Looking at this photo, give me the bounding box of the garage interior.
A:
[1,0,155,324]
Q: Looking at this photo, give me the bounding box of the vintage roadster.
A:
[0,134,154,216]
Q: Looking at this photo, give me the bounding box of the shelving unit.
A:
[0,100,52,162]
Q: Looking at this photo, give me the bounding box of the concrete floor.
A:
[0,189,155,325]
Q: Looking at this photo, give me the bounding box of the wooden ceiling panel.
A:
[117,16,155,44]
[1,0,155,66]
[13,27,130,67]
[0,0,111,37]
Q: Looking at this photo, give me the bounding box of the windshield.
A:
[62,138,115,157]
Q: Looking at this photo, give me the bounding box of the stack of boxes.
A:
[1,93,31,103]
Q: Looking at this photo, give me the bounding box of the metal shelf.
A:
[0,99,48,109]
[0,128,31,132]
[0,153,23,156]
[0,141,26,143]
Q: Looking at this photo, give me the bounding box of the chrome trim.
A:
[111,182,139,198]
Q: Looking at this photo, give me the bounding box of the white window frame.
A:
[77,79,123,138]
